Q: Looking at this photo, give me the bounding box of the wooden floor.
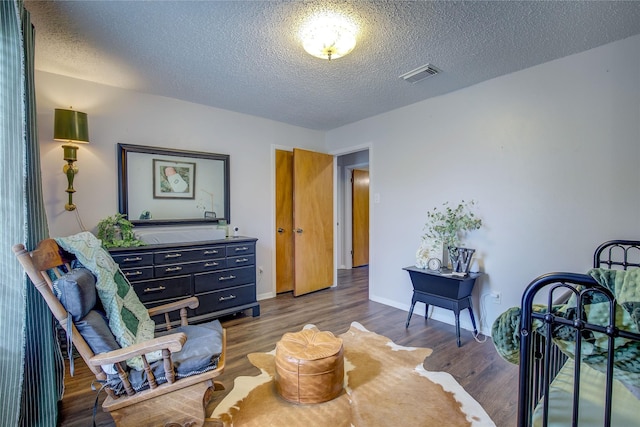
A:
[59,267,519,426]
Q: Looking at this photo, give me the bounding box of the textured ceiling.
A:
[25,1,640,131]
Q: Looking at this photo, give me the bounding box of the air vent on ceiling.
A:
[399,64,440,84]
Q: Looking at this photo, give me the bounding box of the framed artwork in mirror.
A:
[152,159,196,199]
[118,143,230,225]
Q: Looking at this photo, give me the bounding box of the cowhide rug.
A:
[208,322,495,426]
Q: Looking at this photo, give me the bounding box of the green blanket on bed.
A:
[492,268,640,389]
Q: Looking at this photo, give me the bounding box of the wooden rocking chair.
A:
[13,239,226,427]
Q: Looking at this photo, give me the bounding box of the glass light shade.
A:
[300,13,357,60]
[54,108,89,143]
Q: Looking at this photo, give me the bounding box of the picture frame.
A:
[117,143,230,225]
[152,159,196,199]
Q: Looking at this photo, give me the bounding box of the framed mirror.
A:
[118,143,230,226]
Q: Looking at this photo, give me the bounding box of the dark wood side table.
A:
[403,266,481,347]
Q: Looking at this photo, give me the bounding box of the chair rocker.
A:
[13,239,226,427]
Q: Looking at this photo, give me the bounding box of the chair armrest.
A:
[87,332,187,367]
[147,296,200,317]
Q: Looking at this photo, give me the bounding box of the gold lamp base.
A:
[62,145,79,211]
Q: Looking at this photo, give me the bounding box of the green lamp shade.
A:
[54,108,89,143]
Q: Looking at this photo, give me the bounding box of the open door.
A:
[293,148,334,296]
[352,169,369,267]
[275,150,294,293]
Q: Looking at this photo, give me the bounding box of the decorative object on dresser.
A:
[96,213,146,248]
[109,237,260,328]
[419,199,482,271]
[448,246,476,274]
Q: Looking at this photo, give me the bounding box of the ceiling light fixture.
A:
[299,12,358,60]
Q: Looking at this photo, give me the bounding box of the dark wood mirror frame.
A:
[117,143,230,226]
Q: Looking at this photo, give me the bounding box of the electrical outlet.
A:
[489,291,502,304]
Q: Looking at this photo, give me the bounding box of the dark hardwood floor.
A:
[59,267,518,426]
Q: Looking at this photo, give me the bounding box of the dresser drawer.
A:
[226,244,255,257]
[154,246,225,265]
[195,284,255,315]
[193,266,255,293]
[157,259,228,276]
[154,260,213,278]
[227,254,255,268]
[199,258,227,271]
[121,266,153,282]
[112,252,153,268]
[132,275,191,303]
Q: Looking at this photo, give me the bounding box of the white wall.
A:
[35,71,325,300]
[35,35,640,335]
[325,35,640,334]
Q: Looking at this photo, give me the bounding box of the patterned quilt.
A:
[492,268,640,391]
[56,231,159,370]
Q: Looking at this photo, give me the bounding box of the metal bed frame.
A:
[517,240,640,427]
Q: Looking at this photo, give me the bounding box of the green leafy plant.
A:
[96,213,146,248]
[423,200,482,251]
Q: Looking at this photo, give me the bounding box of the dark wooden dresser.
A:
[109,237,260,327]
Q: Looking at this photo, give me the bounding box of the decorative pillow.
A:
[75,310,123,375]
[55,232,158,370]
[75,310,121,354]
[107,320,224,396]
[157,319,224,375]
[52,268,97,322]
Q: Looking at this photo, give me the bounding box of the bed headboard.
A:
[517,239,640,426]
[593,239,640,270]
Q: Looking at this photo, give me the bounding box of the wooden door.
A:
[293,148,334,296]
[275,150,294,293]
[352,169,369,267]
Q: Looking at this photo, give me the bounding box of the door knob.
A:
[295,228,303,234]
[277,228,284,233]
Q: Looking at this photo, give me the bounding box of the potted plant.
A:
[420,200,482,270]
[96,213,146,248]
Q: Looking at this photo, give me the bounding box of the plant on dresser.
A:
[109,237,259,327]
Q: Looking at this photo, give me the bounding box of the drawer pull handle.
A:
[125,270,143,277]
[204,262,219,267]
[123,256,143,262]
[144,286,166,293]
[235,247,248,252]
[165,266,183,272]
[203,250,219,255]
[218,275,236,281]
[219,294,236,302]
[235,258,248,263]
[164,253,182,259]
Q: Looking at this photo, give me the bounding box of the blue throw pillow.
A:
[107,320,224,395]
[53,268,97,322]
[75,310,121,355]
[162,320,224,375]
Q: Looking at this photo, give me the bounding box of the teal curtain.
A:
[0,1,64,425]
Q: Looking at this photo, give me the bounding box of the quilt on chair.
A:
[55,231,159,370]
